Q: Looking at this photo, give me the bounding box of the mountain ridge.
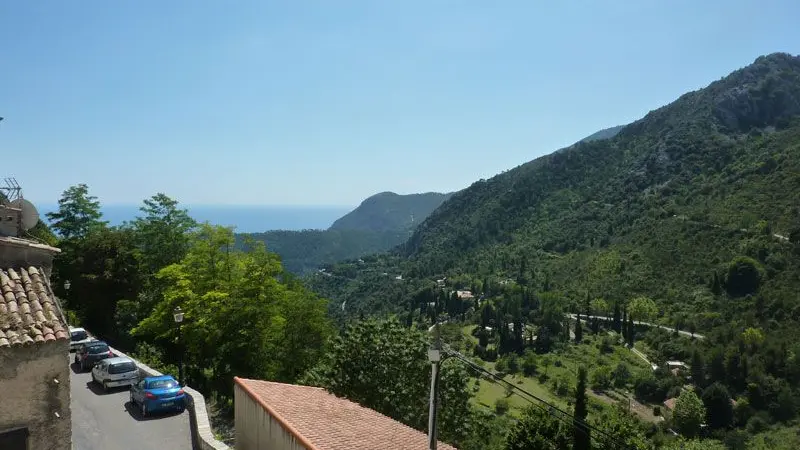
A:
[329,191,454,233]
[308,52,800,326]
[239,190,454,273]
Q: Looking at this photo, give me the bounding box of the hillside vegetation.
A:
[312,53,800,315]
[329,191,454,232]
[307,53,800,447]
[240,191,453,274]
[579,125,626,143]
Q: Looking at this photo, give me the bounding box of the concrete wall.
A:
[107,345,230,450]
[233,383,308,450]
[0,339,71,450]
[0,237,59,277]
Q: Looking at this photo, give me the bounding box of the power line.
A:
[441,344,634,450]
[444,347,617,449]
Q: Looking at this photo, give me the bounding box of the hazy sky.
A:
[2,1,798,206]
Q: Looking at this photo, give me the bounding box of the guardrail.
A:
[108,345,230,450]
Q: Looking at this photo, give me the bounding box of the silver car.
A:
[91,357,140,391]
[69,326,96,352]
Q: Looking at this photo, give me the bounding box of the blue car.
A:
[129,375,186,417]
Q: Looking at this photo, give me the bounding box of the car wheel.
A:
[74,356,78,365]
[141,402,147,417]
[129,392,134,405]
[103,380,109,392]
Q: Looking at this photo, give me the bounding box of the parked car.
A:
[74,341,114,371]
[129,375,186,417]
[91,357,139,391]
[68,326,96,352]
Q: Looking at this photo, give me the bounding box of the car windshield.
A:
[87,344,109,354]
[147,379,177,389]
[108,361,137,374]
[71,330,88,341]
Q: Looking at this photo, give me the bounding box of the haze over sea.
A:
[38,204,353,234]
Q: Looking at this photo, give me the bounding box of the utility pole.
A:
[427,321,442,450]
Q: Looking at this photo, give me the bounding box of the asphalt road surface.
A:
[69,355,192,450]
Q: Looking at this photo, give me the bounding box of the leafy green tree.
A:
[628,296,657,322]
[612,362,631,388]
[46,184,106,239]
[505,405,571,450]
[132,193,196,280]
[27,220,58,246]
[573,366,590,450]
[673,390,706,437]
[521,349,538,376]
[590,406,649,449]
[590,366,612,391]
[54,226,141,338]
[725,256,765,297]
[134,224,331,395]
[742,327,765,352]
[495,398,510,415]
[701,382,733,429]
[590,298,609,316]
[303,319,472,447]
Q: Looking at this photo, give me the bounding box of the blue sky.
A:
[2,1,798,207]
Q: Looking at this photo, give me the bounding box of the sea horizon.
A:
[37,203,354,234]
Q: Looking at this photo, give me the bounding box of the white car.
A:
[69,327,96,352]
[91,357,140,391]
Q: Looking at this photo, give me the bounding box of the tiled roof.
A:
[0,266,68,348]
[234,377,458,450]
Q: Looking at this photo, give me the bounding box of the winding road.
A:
[568,314,705,340]
[69,355,192,450]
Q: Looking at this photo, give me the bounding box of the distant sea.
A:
[38,204,353,234]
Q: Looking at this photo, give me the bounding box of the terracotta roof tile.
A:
[0,266,68,348]
[235,378,458,450]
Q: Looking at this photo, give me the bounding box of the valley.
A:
[19,52,800,450]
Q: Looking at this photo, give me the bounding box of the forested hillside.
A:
[312,53,800,316]
[307,53,800,447]
[329,191,454,232]
[579,125,626,143]
[239,190,453,273]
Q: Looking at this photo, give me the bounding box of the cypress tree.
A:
[612,301,622,332]
[627,315,635,347]
[573,366,590,450]
[622,311,629,341]
[574,314,583,343]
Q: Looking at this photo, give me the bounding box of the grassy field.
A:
[461,325,655,420]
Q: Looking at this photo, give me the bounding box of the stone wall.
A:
[0,339,71,450]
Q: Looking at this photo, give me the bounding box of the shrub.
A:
[495,398,510,415]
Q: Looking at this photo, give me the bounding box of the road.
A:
[69,355,192,450]
[568,314,705,340]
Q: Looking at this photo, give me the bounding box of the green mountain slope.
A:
[239,191,453,274]
[309,52,800,319]
[329,191,454,232]
[579,125,626,143]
